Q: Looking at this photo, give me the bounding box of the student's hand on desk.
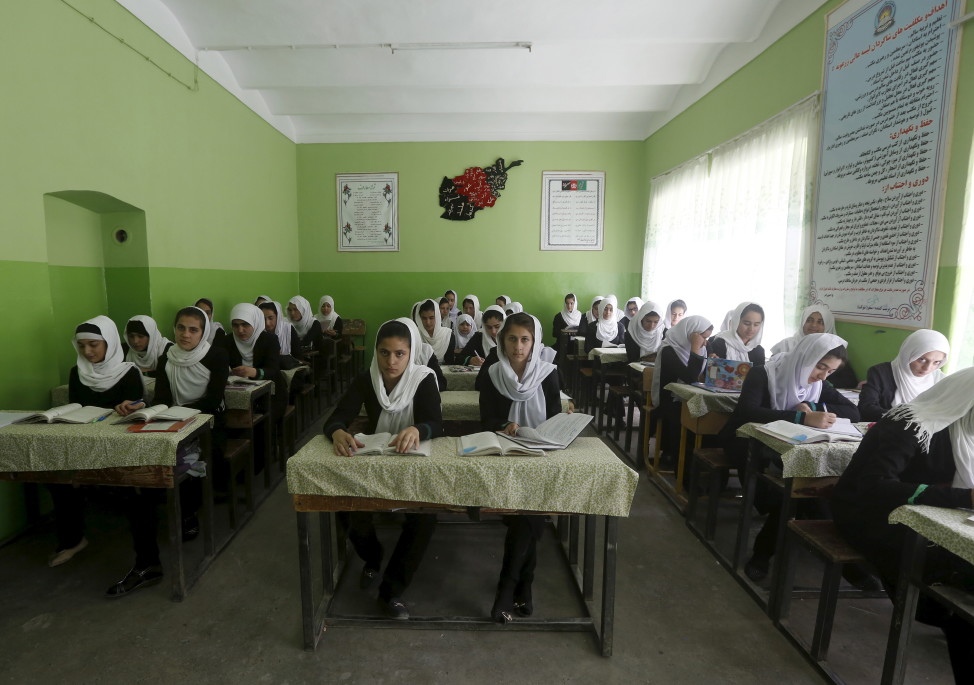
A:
[332,429,364,457]
[388,427,420,453]
[114,400,145,416]
[469,355,485,367]
[804,411,837,429]
[502,422,520,436]
[231,365,256,378]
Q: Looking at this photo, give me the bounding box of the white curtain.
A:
[949,135,974,370]
[641,97,819,348]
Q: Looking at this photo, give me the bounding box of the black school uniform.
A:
[707,336,766,366]
[323,371,443,602]
[858,362,896,421]
[459,332,497,365]
[321,316,344,339]
[550,313,579,344]
[584,321,625,353]
[121,341,174,378]
[223,330,285,416]
[624,330,659,363]
[154,345,230,445]
[295,319,324,356]
[479,367,561,431]
[656,345,706,423]
[832,418,974,678]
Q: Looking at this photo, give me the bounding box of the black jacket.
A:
[68,366,144,408]
[323,371,443,440]
[707,337,766,366]
[479,367,561,431]
[153,345,230,417]
[584,321,625,353]
[858,362,896,422]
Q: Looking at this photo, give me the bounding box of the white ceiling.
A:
[117,0,827,143]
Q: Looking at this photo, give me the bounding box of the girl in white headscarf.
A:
[625,301,664,362]
[584,295,626,352]
[453,314,477,352]
[412,298,456,364]
[461,294,483,330]
[496,295,512,308]
[770,304,836,357]
[652,314,713,411]
[551,292,581,339]
[721,333,859,580]
[480,313,561,623]
[661,299,688,338]
[833,367,974,680]
[123,315,172,376]
[259,301,301,369]
[708,301,766,364]
[859,329,950,421]
[623,297,644,323]
[505,302,524,316]
[224,303,281,381]
[444,289,461,323]
[194,298,227,346]
[287,295,324,355]
[322,317,444,619]
[459,305,505,366]
[315,296,343,339]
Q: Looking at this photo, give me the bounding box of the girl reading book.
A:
[707,301,766,364]
[584,295,625,352]
[323,318,444,620]
[479,313,561,623]
[625,300,663,362]
[287,295,324,356]
[459,306,505,367]
[858,329,949,421]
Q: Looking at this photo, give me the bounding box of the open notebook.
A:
[458,433,545,457]
[13,404,113,424]
[351,433,432,457]
[501,412,593,450]
[115,405,200,423]
[755,418,863,444]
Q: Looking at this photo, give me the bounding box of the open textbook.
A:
[500,412,593,450]
[115,405,200,423]
[13,404,113,424]
[755,418,863,445]
[458,432,546,457]
[352,433,432,457]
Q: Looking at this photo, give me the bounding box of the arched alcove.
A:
[43,191,150,379]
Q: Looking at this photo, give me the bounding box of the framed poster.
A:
[336,173,398,252]
[541,171,605,251]
[809,0,961,328]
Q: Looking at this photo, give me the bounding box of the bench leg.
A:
[811,561,843,661]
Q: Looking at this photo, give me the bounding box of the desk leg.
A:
[583,514,596,601]
[675,428,689,494]
[296,511,317,651]
[200,431,215,559]
[733,442,760,572]
[166,484,186,601]
[569,515,580,566]
[766,478,796,618]
[558,514,570,546]
[320,512,334,595]
[600,516,618,657]
[881,528,926,685]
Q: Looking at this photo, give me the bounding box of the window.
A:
[948,136,974,370]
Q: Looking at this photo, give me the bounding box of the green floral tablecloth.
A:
[53,379,270,412]
[440,391,571,421]
[443,366,480,392]
[666,383,739,417]
[889,505,974,565]
[287,436,637,517]
[0,415,212,471]
[736,422,867,478]
[589,347,627,363]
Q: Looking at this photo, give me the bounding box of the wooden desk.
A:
[289,436,637,654]
[882,506,974,684]
[0,415,215,600]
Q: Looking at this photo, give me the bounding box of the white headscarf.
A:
[595,295,621,344]
[663,300,687,330]
[559,293,582,328]
[506,302,524,315]
[885,368,974,488]
[371,318,435,434]
[73,316,137,392]
[712,302,765,362]
[651,314,712,406]
[229,303,265,366]
[166,307,213,406]
[586,296,605,324]
[315,296,339,330]
[719,309,735,333]
[481,305,507,353]
[124,315,171,371]
[453,314,477,349]
[264,301,293,356]
[445,289,460,321]
[488,314,557,428]
[288,296,315,338]
[627,301,664,358]
[498,295,512,307]
[770,304,837,357]
[462,294,483,329]
[891,329,950,406]
[412,299,453,360]
[764,333,847,411]
[624,297,644,322]
[195,300,225,344]
[255,294,272,305]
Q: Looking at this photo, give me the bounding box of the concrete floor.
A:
[0,419,955,684]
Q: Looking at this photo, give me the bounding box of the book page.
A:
[459,432,502,455]
[59,406,113,424]
[157,406,200,421]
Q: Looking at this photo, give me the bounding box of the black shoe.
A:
[105,565,164,598]
[182,516,199,542]
[492,582,516,623]
[359,566,379,590]
[378,597,409,620]
[514,581,533,617]
[744,555,770,582]
[842,564,881,592]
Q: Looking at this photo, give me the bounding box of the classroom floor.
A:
[0,418,956,684]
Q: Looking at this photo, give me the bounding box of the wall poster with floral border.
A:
[336,173,398,252]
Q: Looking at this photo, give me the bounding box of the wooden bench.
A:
[686,447,734,541]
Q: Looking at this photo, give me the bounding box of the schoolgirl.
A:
[720,333,859,581]
[496,295,512,308]
[259,301,301,369]
[287,295,324,357]
[505,302,524,316]
[452,314,477,356]
[577,295,603,338]
[479,313,562,623]
[461,294,483,330]
[47,317,143,587]
[651,315,713,453]
[122,315,172,377]
[625,301,664,362]
[444,290,460,323]
[623,297,644,323]
[413,298,456,365]
[661,299,687,339]
[195,298,227,346]
[707,301,766,364]
[315,296,343,340]
[438,298,452,327]
[769,304,835,357]
[584,295,625,352]
[324,318,444,619]
[459,305,505,367]
[859,329,950,421]
[551,292,581,343]
[223,303,283,414]
[832,368,974,681]
[254,294,272,305]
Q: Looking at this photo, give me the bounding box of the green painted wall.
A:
[642,0,973,375]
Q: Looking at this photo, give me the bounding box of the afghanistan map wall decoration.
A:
[439,158,524,221]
